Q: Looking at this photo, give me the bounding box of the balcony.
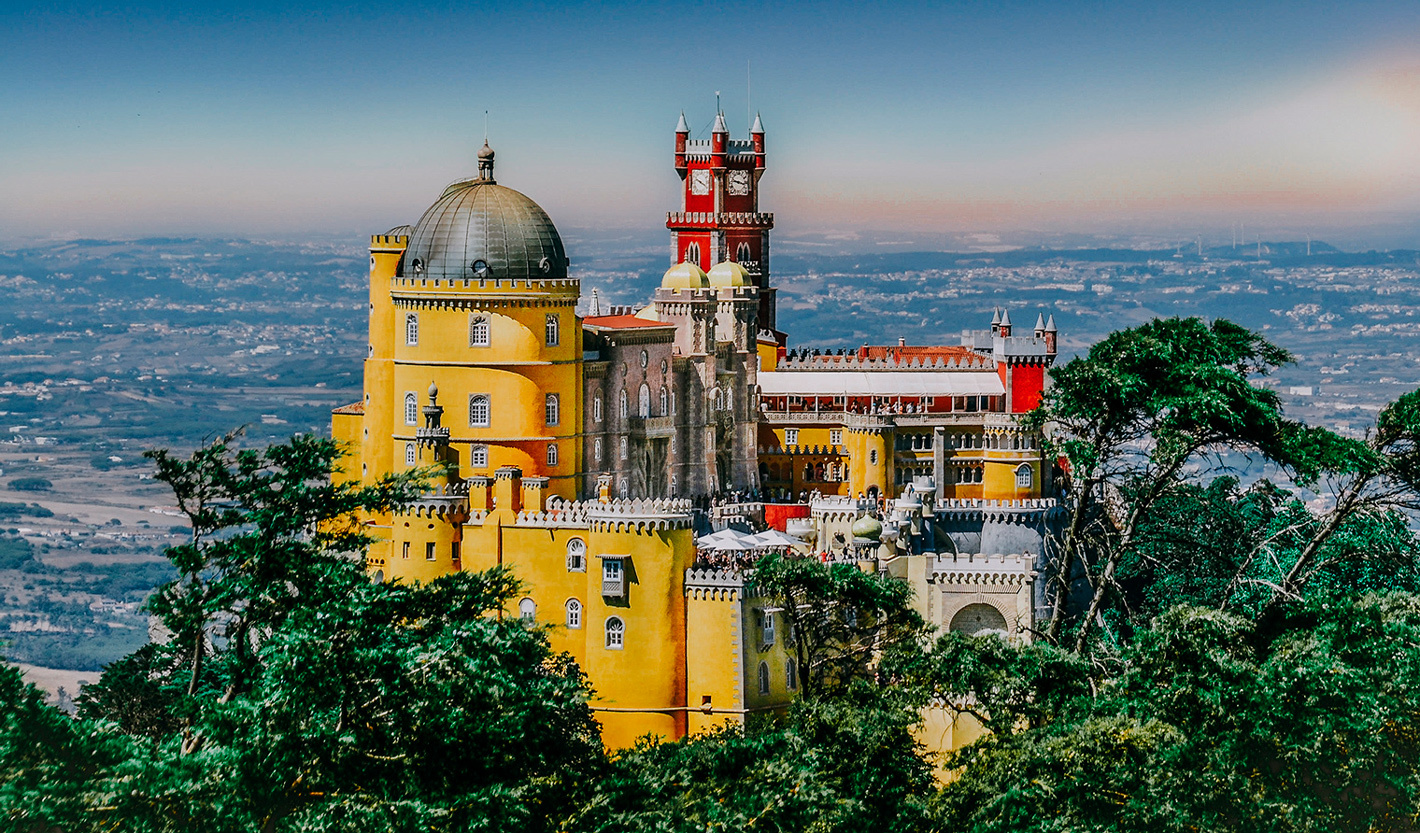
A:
[665,211,775,229]
[626,414,675,438]
[602,575,625,598]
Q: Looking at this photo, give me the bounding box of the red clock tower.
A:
[670,110,779,336]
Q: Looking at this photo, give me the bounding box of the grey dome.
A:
[404,177,568,281]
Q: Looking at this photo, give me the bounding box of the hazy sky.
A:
[5,1,1420,247]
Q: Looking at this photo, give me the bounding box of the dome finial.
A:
[477,138,495,181]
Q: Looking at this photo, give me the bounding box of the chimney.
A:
[521,476,548,513]
[493,466,522,513]
[466,476,492,513]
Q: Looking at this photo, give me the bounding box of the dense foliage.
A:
[8,318,1420,830]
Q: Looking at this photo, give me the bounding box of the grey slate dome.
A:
[403,146,569,281]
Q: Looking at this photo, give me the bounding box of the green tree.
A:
[752,552,926,699]
[1,432,604,832]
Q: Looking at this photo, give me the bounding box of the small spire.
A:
[1044,314,1057,332]
[712,111,728,134]
[477,140,495,181]
[1000,309,1011,327]
[1034,312,1046,331]
[751,112,764,134]
[676,111,689,133]
[991,307,1001,326]
[590,288,602,316]
[427,380,439,401]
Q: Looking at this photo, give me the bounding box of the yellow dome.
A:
[634,305,661,321]
[707,260,752,288]
[661,260,709,290]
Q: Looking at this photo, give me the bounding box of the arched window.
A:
[546,443,558,467]
[566,538,586,572]
[468,395,490,427]
[619,436,629,461]
[593,437,602,464]
[404,392,418,425]
[950,603,1008,637]
[545,314,560,347]
[619,388,628,419]
[1016,463,1033,489]
[713,388,723,411]
[669,390,676,415]
[565,598,582,629]
[605,616,624,649]
[470,445,488,468]
[638,384,651,418]
[518,597,536,622]
[736,242,751,262]
[405,442,415,466]
[618,479,629,498]
[786,658,797,691]
[757,661,770,695]
[405,312,418,345]
[659,387,669,416]
[545,393,560,427]
[685,242,700,265]
[469,315,490,347]
[593,395,603,423]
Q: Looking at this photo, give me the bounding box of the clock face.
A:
[689,169,711,196]
[727,169,751,196]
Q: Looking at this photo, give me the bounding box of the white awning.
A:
[757,370,1004,398]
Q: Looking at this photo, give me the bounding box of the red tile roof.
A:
[331,402,365,415]
[583,314,674,330]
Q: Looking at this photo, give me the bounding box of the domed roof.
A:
[661,260,709,290]
[403,151,568,281]
[850,515,883,542]
[707,260,752,288]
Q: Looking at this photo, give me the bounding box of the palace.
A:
[332,112,1059,748]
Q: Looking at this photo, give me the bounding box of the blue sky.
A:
[5,1,1420,246]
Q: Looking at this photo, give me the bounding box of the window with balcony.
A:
[602,558,625,597]
[659,387,669,416]
[760,610,776,645]
[638,384,651,418]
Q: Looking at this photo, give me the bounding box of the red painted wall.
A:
[1010,363,1046,413]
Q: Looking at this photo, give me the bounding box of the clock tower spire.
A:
[667,109,778,335]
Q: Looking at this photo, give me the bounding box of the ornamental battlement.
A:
[401,482,471,519]
[930,551,1037,585]
[684,567,746,600]
[391,276,581,293]
[665,211,774,227]
[775,351,995,371]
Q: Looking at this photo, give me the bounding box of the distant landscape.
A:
[3,233,1420,680]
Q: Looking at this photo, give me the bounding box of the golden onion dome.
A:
[707,260,752,288]
[660,260,709,290]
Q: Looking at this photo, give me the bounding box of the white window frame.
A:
[594,437,603,464]
[830,429,842,446]
[545,393,560,427]
[565,598,582,629]
[545,313,560,347]
[468,394,490,427]
[546,443,558,467]
[404,392,418,426]
[659,387,669,416]
[638,384,651,418]
[566,538,587,572]
[619,388,628,419]
[593,395,603,423]
[519,597,536,621]
[425,542,436,561]
[405,312,419,346]
[469,314,490,347]
[737,242,751,262]
[470,444,488,468]
[405,442,416,466]
[784,428,799,446]
[605,616,624,649]
[1016,463,1033,489]
[620,436,628,461]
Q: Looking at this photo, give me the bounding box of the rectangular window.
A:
[762,611,776,645]
[593,395,602,423]
[405,313,419,346]
[405,442,416,466]
[546,443,558,467]
[829,429,842,446]
[545,313,560,347]
[402,541,410,560]
[470,445,488,468]
[602,558,625,597]
[784,428,799,446]
[469,314,490,347]
[425,542,435,561]
[451,542,460,564]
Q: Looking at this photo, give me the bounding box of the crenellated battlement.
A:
[684,567,747,600]
[930,551,1037,586]
[775,351,995,371]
